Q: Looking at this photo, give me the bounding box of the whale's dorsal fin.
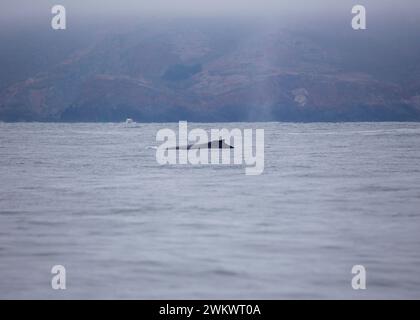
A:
[168,139,234,150]
[205,139,234,149]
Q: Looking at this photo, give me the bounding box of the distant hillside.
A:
[1,19,420,122]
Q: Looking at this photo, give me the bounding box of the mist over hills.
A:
[1,16,420,122]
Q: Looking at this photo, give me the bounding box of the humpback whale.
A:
[167,139,234,150]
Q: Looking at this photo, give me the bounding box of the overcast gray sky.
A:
[1,0,420,20]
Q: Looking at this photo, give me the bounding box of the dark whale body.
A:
[169,139,234,150]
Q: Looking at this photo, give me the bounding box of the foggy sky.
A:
[1,0,420,22]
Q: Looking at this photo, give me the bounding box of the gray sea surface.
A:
[0,122,420,299]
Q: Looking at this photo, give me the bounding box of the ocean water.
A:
[0,122,420,299]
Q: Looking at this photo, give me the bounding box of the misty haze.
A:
[1,0,420,122]
[1,0,420,302]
